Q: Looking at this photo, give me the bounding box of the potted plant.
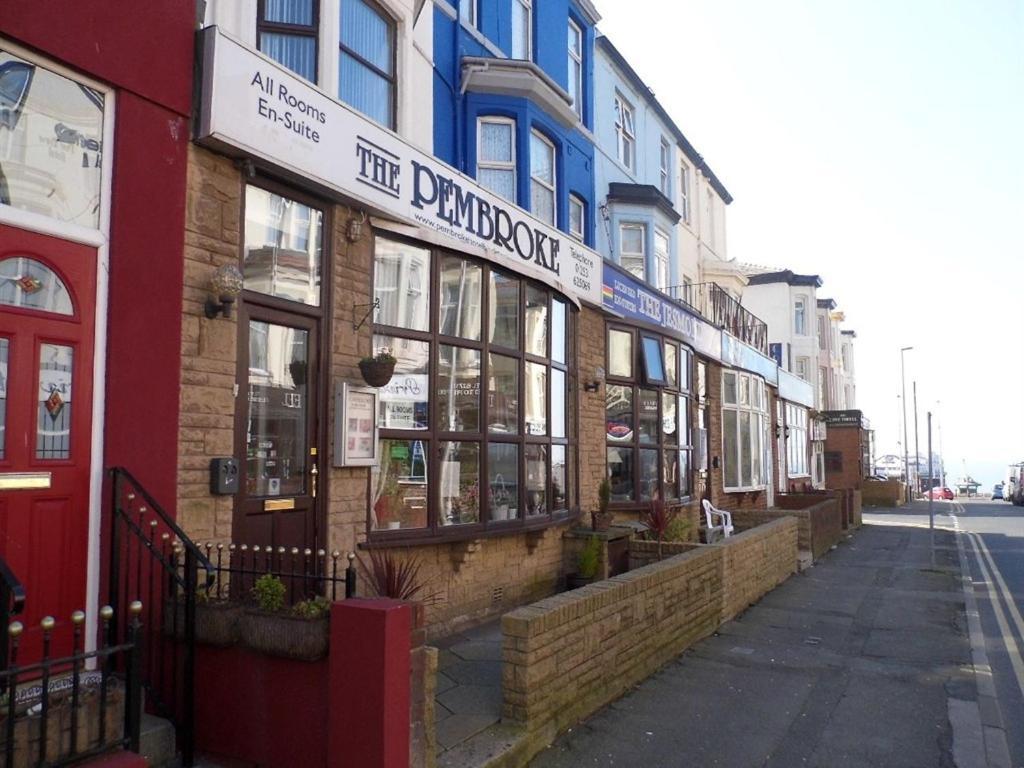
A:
[359,349,397,387]
[567,535,601,589]
[591,478,615,532]
[238,574,330,661]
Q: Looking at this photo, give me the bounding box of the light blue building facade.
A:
[432,0,600,245]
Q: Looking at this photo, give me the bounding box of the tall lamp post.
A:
[901,346,913,502]
[913,380,921,496]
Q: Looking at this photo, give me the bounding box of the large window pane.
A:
[550,368,566,438]
[341,0,393,73]
[525,361,547,436]
[723,409,739,488]
[489,271,519,348]
[664,343,677,388]
[339,0,394,127]
[375,334,429,429]
[244,186,322,306]
[740,411,753,487]
[374,239,430,331]
[265,0,313,24]
[0,49,104,228]
[260,33,316,81]
[663,450,679,500]
[372,439,428,530]
[605,385,633,441]
[679,396,690,445]
[339,54,392,127]
[512,0,531,58]
[439,257,482,340]
[638,388,658,443]
[488,443,519,521]
[36,343,73,460]
[487,354,518,434]
[680,450,692,497]
[662,392,676,440]
[551,445,567,510]
[608,329,632,378]
[529,131,555,225]
[525,444,547,515]
[480,121,513,162]
[639,448,658,501]
[479,169,516,201]
[524,286,548,357]
[722,371,737,405]
[440,442,480,526]
[551,300,567,364]
[438,346,480,432]
[608,447,634,502]
[246,323,306,495]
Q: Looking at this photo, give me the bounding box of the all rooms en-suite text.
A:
[251,71,325,142]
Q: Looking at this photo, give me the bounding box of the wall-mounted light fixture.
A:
[204,264,244,319]
[583,365,605,393]
[346,211,368,243]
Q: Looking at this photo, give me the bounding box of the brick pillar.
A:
[329,599,412,768]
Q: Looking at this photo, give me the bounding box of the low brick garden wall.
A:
[500,518,798,754]
[731,495,842,561]
[862,478,905,507]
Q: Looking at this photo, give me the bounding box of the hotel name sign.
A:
[197,27,601,307]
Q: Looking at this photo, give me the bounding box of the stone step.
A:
[139,712,178,768]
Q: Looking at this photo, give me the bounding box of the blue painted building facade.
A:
[432,0,600,245]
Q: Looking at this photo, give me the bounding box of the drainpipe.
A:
[453,12,465,171]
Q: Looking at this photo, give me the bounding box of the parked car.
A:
[993,484,1004,500]
[926,487,954,500]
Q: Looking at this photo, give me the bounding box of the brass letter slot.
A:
[0,472,53,491]
[264,498,296,511]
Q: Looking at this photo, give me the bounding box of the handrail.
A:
[109,466,215,584]
[0,555,26,617]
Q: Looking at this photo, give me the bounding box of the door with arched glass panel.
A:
[0,224,96,659]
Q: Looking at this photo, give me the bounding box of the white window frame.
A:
[786,404,809,478]
[569,194,585,242]
[794,296,806,336]
[529,129,557,226]
[679,161,691,224]
[659,137,671,197]
[462,0,478,27]
[654,228,670,291]
[722,371,768,492]
[568,18,583,119]
[619,222,646,280]
[795,356,809,381]
[614,93,635,171]
[512,0,532,60]
[476,116,516,203]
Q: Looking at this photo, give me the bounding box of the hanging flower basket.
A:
[359,353,397,387]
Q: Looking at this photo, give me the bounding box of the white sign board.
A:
[197,27,602,308]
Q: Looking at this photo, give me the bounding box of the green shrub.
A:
[292,595,331,619]
[251,573,286,613]
[577,536,601,579]
[664,516,692,542]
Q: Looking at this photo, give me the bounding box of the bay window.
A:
[619,223,645,281]
[786,403,809,477]
[371,236,575,537]
[340,0,396,129]
[721,371,768,491]
[478,117,516,203]
[606,326,693,505]
[654,229,670,291]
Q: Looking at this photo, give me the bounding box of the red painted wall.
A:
[2,2,193,508]
[1,1,194,116]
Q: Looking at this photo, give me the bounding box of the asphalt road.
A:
[869,497,1024,767]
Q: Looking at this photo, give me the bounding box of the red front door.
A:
[0,224,96,660]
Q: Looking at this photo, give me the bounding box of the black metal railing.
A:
[0,556,26,688]
[2,603,143,768]
[668,282,769,355]
[197,542,357,606]
[108,467,214,768]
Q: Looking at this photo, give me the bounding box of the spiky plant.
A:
[358,548,431,602]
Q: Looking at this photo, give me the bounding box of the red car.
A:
[926,487,954,500]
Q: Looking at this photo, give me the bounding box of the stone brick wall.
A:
[577,307,606,517]
[501,518,798,752]
[627,539,701,569]
[732,496,842,560]
[862,479,904,507]
[824,424,867,491]
[851,490,862,526]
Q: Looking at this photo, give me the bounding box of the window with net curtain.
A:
[340,0,396,128]
[258,0,319,82]
[478,118,516,203]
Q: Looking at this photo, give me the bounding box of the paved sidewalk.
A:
[435,620,504,755]
[531,522,987,767]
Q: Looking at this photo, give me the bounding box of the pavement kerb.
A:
[949,504,1013,768]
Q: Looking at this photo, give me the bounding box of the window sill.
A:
[361,509,580,549]
[722,486,767,494]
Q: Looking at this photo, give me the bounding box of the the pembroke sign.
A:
[601,262,720,359]
[198,27,601,307]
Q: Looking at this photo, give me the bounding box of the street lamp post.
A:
[913,380,921,496]
[900,346,913,503]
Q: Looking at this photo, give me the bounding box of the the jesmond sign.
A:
[196,27,602,307]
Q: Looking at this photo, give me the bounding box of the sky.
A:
[598,0,1024,488]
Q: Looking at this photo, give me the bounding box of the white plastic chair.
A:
[702,499,735,542]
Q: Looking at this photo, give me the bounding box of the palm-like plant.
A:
[358,548,432,601]
[644,496,678,561]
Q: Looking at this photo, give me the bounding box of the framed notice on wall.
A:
[334,381,380,467]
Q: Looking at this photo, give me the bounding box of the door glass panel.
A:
[439,441,480,526]
[246,321,308,497]
[36,343,73,460]
[0,338,6,459]
[0,49,105,229]
[243,186,323,306]
[0,257,73,315]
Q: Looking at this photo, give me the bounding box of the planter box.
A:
[164,600,242,647]
[239,611,329,661]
